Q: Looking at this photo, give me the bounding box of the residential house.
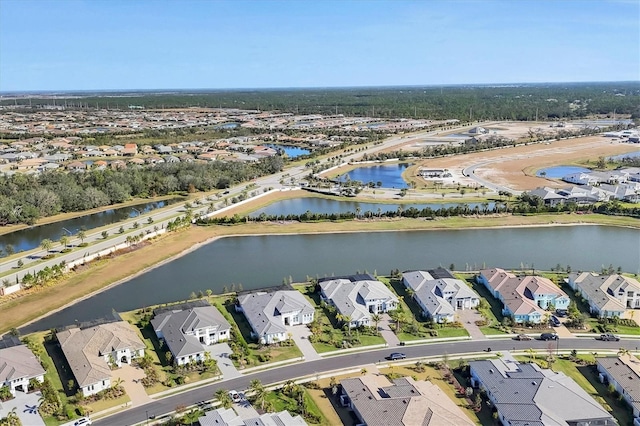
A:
[66,161,87,171]
[340,374,474,426]
[199,407,307,426]
[319,275,398,328]
[403,268,479,323]
[527,187,566,206]
[122,143,138,156]
[568,272,640,319]
[470,358,616,426]
[151,301,231,366]
[0,345,46,396]
[56,321,145,396]
[478,268,569,324]
[596,354,640,425]
[237,290,314,344]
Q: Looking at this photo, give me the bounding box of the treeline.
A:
[0,157,284,225]
[4,82,638,121]
[196,199,640,225]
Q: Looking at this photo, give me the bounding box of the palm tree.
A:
[215,388,232,409]
[59,235,69,249]
[526,348,536,362]
[40,238,53,253]
[249,379,267,411]
[371,314,382,331]
[77,229,86,245]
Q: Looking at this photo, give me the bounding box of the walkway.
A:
[0,390,45,426]
[207,343,242,379]
[379,314,400,347]
[287,325,320,361]
[114,363,152,407]
[457,309,488,340]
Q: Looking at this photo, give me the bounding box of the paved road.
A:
[94,337,639,426]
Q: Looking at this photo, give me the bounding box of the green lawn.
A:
[479,326,508,335]
[264,389,330,425]
[397,327,469,342]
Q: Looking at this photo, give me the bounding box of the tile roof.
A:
[597,355,640,415]
[0,345,45,383]
[320,279,398,323]
[237,290,314,338]
[57,321,145,388]
[403,270,479,318]
[569,272,640,313]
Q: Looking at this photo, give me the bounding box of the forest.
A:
[3,82,639,121]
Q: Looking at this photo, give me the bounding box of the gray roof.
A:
[341,374,474,426]
[569,272,640,313]
[597,355,640,415]
[237,290,314,338]
[0,345,45,383]
[320,279,398,322]
[151,305,231,358]
[57,321,145,387]
[470,359,615,425]
[403,270,478,318]
[199,408,306,426]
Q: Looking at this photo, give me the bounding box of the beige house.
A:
[0,345,46,396]
[57,321,145,396]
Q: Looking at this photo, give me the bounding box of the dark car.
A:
[388,352,406,360]
[540,333,558,341]
[555,309,568,318]
[599,333,620,341]
[550,315,561,327]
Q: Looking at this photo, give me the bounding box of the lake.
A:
[340,163,410,188]
[265,144,311,159]
[249,197,496,217]
[21,225,639,334]
[608,151,640,161]
[0,198,182,254]
[536,166,591,178]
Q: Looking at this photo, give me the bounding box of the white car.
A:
[74,418,92,426]
[229,390,241,403]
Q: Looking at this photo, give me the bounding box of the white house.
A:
[151,301,231,366]
[237,290,315,344]
[403,268,480,323]
[319,276,398,328]
[568,272,640,319]
[57,321,145,396]
[0,345,45,396]
[597,354,640,425]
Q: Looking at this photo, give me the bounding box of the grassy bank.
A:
[2,212,638,335]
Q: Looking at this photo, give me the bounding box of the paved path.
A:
[379,314,400,347]
[287,325,320,361]
[114,363,151,407]
[0,390,45,426]
[457,309,488,340]
[207,343,242,379]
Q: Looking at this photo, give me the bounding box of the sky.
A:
[1,0,639,91]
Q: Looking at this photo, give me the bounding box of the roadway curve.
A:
[95,338,639,426]
[462,161,524,196]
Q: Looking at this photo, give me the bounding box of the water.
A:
[608,151,640,161]
[0,198,183,254]
[21,225,639,334]
[249,197,496,217]
[536,166,591,178]
[265,144,311,159]
[340,163,410,188]
[215,122,239,129]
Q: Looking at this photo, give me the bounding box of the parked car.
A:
[599,333,620,341]
[387,352,406,360]
[550,315,561,327]
[540,333,558,341]
[555,309,568,318]
[514,333,532,341]
[229,390,241,402]
[74,418,92,426]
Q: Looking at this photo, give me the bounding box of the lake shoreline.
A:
[14,216,636,333]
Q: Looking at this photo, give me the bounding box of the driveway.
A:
[206,343,241,379]
[379,314,400,347]
[457,309,488,340]
[232,397,259,420]
[0,390,45,426]
[287,325,320,361]
[113,363,151,407]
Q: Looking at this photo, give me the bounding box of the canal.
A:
[20,224,639,333]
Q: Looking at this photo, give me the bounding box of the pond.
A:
[21,225,639,334]
[0,198,183,254]
[340,163,410,188]
[608,151,640,161]
[249,197,496,217]
[265,144,311,159]
[536,166,591,178]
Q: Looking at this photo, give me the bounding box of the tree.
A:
[215,388,232,409]
[40,239,53,252]
[59,235,69,249]
[77,229,86,245]
[371,314,382,331]
[249,379,266,410]
[101,230,109,239]
[16,259,23,268]
[4,244,14,256]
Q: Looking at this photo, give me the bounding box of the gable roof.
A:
[57,321,145,387]
[341,374,474,426]
[404,270,479,317]
[238,290,314,337]
[0,345,45,383]
[151,304,231,358]
[470,359,615,425]
[320,279,398,322]
[569,272,640,313]
[597,354,640,415]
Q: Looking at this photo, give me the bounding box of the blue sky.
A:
[1,0,638,91]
